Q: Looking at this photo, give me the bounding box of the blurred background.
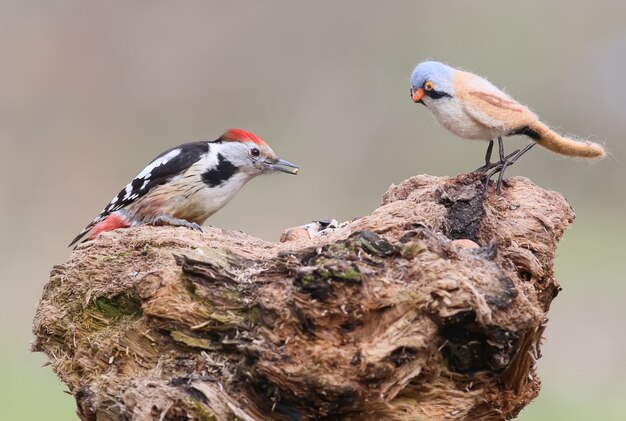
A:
[1,1,624,419]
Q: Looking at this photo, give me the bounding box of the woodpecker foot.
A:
[485,142,537,194]
[151,215,203,231]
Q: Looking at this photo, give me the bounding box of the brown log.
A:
[32,173,574,420]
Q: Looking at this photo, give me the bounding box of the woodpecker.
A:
[410,61,605,191]
[69,129,299,247]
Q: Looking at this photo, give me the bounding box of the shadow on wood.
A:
[32,173,574,420]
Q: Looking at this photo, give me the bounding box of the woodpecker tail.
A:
[68,225,93,248]
[68,213,131,248]
[518,122,605,158]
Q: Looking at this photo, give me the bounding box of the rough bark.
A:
[32,173,574,420]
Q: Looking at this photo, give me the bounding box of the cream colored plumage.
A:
[410,61,605,159]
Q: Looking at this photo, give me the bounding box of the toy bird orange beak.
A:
[412,88,425,103]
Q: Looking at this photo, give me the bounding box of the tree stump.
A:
[32,173,574,420]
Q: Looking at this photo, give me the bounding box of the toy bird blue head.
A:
[410,61,454,103]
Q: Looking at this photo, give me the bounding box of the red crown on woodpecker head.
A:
[220,128,266,145]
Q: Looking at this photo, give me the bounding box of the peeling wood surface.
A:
[32,173,574,420]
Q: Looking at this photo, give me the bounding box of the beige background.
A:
[1,2,625,419]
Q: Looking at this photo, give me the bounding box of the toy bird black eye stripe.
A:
[425,89,452,99]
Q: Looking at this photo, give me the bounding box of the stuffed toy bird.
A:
[410,61,605,191]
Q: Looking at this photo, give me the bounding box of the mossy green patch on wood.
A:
[85,293,142,324]
[315,265,362,283]
[187,398,218,421]
[299,274,315,286]
[400,241,428,259]
[340,267,361,282]
[171,331,215,350]
[219,288,241,301]
[203,311,249,331]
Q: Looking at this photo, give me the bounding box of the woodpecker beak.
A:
[412,87,425,103]
[269,158,299,175]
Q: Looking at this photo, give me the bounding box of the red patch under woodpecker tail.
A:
[88,213,131,240]
[220,128,266,145]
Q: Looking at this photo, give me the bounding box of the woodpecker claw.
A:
[151,215,203,232]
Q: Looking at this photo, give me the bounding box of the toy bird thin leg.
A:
[151,214,203,231]
[498,136,505,163]
[475,140,495,172]
[494,142,538,194]
[485,139,494,166]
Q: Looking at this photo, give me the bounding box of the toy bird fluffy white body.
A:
[410,61,605,159]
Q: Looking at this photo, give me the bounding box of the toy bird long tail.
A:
[524,122,605,158]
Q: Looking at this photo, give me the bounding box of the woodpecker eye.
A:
[424,81,434,91]
[251,148,260,157]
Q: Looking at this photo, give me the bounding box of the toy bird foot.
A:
[476,148,519,173]
[484,150,519,190]
[485,142,537,194]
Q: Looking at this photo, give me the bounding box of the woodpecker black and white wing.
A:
[69,141,211,247]
[101,142,211,215]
